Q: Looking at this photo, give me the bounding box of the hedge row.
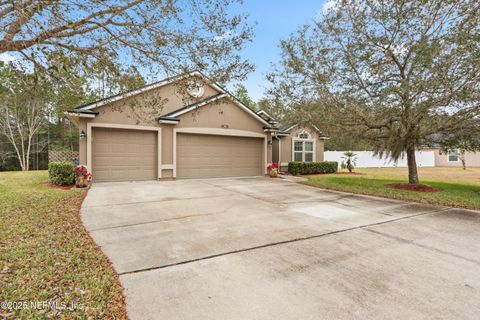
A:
[48,161,75,185]
[288,161,338,175]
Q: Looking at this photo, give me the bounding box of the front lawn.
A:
[305,167,480,210]
[0,171,127,319]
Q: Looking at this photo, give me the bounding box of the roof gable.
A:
[159,92,270,126]
[74,71,214,111]
[278,123,328,138]
[70,70,270,126]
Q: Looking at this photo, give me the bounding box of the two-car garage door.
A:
[176,133,264,178]
[92,128,264,181]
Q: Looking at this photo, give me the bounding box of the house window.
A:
[292,134,315,162]
[299,131,309,139]
[447,149,459,162]
[305,141,313,161]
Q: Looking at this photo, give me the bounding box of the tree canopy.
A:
[0,0,254,84]
[233,84,257,110]
[0,0,256,171]
[268,0,480,184]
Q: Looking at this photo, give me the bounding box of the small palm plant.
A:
[341,151,358,173]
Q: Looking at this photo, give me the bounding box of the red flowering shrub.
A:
[74,165,92,181]
[267,163,278,171]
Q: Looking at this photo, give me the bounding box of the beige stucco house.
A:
[66,71,325,182]
[422,148,480,167]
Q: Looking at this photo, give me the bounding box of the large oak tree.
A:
[0,0,254,83]
[268,0,480,184]
[0,0,255,170]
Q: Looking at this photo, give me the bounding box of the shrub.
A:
[341,151,358,172]
[288,161,338,175]
[48,161,75,185]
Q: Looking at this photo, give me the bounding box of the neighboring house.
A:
[422,148,480,167]
[66,71,326,182]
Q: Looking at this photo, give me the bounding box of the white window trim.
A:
[86,122,162,179]
[298,131,309,139]
[447,149,460,162]
[292,139,316,162]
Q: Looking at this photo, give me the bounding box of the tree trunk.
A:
[26,142,31,170]
[460,150,466,170]
[406,145,419,185]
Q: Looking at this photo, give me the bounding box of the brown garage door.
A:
[176,133,264,178]
[92,128,157,182]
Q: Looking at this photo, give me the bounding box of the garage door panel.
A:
[177,133,263,178]
[93,169,110,182]
[92,128,157,182]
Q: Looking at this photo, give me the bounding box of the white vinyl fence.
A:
[324,151,435,168]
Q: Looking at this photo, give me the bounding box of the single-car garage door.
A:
[176,133,264,178]
[92,128,157,182]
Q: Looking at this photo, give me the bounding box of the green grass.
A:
[0,171,127,319]
[305,167,480,210]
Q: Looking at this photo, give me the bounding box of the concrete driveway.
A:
[81,177,480,320]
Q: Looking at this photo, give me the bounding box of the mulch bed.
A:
[386,183,441,193]
[41,181,74,190]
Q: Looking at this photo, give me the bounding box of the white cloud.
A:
[315,0,340,21]
[0,52,34,72]
[392,43,408,57]
[321,0,340,14]
[212,31,234,43]
[0,52,16,63]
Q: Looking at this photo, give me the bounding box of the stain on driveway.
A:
[81,177,480,320]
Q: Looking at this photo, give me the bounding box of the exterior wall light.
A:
[80,130,87,140]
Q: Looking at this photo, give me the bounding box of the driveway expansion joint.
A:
[364,228,480,265]
[88,210,227,232]
[117,207,450,276]
[82,194,232,209]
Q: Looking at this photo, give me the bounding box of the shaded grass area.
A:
[305,167,480,210]
[0,171,127,319]
[356,167,480,186]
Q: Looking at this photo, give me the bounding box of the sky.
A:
[233,0,327,101]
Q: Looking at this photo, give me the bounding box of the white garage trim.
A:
[173,127,267,178]
[87,123,162,179]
